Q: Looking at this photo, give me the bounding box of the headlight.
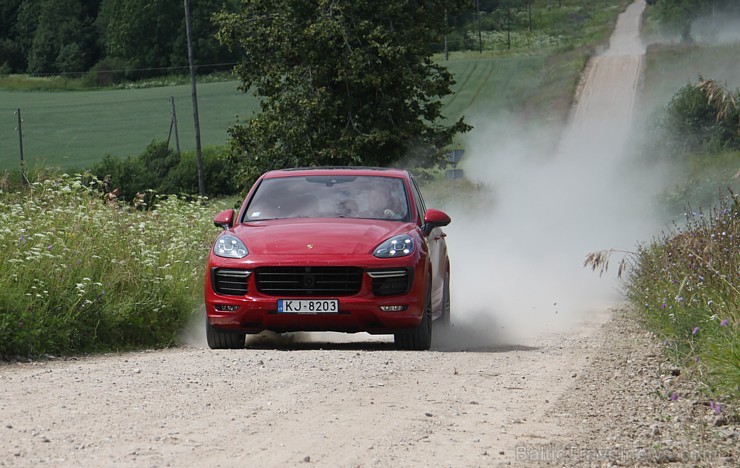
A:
[373,234,414,258]
[214,234,248,258]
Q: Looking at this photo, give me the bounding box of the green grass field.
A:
[0,55,563,172]
[0,81,260,171]
[441,54,546,122]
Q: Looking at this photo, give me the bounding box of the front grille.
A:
[368,269,412,296]
[255,267,362,297]
[213,268,250,296]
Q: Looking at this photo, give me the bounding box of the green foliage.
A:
[645,0,740,42]
[661,150,740,215]
[624,193,739,398]
[90,141,241,199]
[101,0,180,73]
[98,0,238,79]
[0,174,217,357]
[0,0,236,76]
[640,78,740,212]
[659,79,740,156]
[444,0,631,53]
[215,0,473,183]
[82,56,131,86]
[26,0,99,75]
[160,147,242,197]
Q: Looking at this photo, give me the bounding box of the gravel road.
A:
[1,310,736,467]
[1,2,737,466]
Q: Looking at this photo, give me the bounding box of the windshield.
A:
[244,175,410,222]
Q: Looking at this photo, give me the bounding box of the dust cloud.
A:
[691,13,740,45]
[439,113,664,347]
[439,0,669,347]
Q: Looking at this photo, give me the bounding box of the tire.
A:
[437,267,451,329]
[206,319,245,349]
[394,279,432,350]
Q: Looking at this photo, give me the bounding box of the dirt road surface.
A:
[1,2,737,466]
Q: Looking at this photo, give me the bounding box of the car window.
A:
[244,175,411,221]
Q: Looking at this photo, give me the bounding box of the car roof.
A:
[262,166,410,179]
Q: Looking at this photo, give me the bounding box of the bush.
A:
[161,147,241,197]
[90,141,241,201]
[83,56,130,87]
[656,79,740,158]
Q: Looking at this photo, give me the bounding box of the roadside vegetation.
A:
[627,76,739,400]
[625,192,738,399]
[0,173,216,357]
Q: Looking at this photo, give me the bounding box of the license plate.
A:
[277,299,339,314]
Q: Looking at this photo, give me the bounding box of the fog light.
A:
[380,305,407,312]
[215,304,241,312]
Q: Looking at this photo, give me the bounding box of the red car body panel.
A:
[204,167,449,337]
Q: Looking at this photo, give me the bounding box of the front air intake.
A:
[212,269,250,296]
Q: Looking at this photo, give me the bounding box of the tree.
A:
[648,0,739,42]
[169,0,240,71]
[99,0,238,78]
[214,0,472,181]
[0,0,40,73]
[26,0,100,74]
[101,0,181,74]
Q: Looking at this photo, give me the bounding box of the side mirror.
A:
[422,208,451,236]
[213,209,235,229]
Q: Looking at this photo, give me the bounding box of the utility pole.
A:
[444,10,449,60]
[476,0,482,53]
[169,96,181,156]
[184,0,205,196]
[15,108,27,186]
[507,3,511,50]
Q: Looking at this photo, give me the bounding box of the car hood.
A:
[231,218,415,255]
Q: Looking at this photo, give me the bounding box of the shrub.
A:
[83,56,130,87]
[90,141,240,200]
[656,79,740,158]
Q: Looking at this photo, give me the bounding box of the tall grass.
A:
[623,192,739,398]
[0,174,218,357]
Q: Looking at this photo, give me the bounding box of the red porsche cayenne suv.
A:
[204,167,451,350]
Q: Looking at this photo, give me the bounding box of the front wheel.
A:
[206,319,245,349]
[394,280,432,350]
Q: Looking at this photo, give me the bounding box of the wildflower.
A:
[709,401,722,414]
[47,245,53,251]
[692,326,699,335]
[720,319,729,327]
[669,392,679,401]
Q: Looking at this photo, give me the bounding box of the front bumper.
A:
[204,260,427,334]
